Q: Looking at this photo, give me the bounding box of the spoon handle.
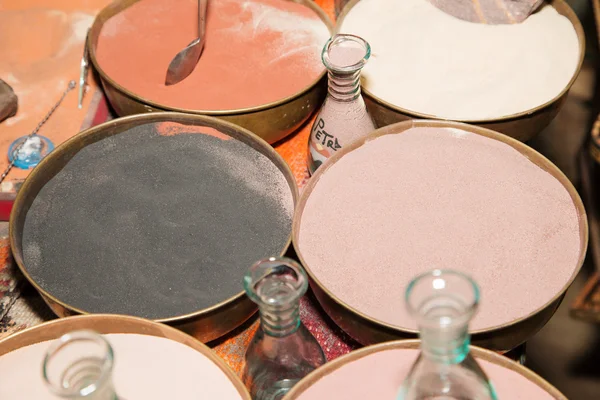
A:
[198,0,208,39]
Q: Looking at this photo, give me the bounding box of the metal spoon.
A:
[78,29,90,108]
[165,0,208,86]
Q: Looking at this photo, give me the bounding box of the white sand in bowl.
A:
[0,333,243,399]
[296,349,557,399]
[298,127,582,331]
[340,0,580,120]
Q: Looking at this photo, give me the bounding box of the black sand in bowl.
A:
[22,122,294,320]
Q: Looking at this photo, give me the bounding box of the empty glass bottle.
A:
[307,34,375,174]
[242,257,326,400]
[397,270,498,400]
[43,330,119,399]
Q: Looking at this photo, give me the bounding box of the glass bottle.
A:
[398,270,498,400]
[8,135,54,170]
[43,330,119,399]
[307,34,375,174]
[242,257,326,400]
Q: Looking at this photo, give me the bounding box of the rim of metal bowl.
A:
[336,0,586,124]
[9,112,299,325]
[282,339,567,400]
[87,0,334,116]
[292,119,588,339]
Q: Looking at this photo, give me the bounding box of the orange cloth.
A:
[0,0,110,184]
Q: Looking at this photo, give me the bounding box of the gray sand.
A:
[22,123,293,320]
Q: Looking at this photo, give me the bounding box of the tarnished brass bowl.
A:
[283,340,567,400]
[10,112,298,343]
[88,0,334,144]
[292,120,588,351]
[0,314,251,399]
[337,0,585,142]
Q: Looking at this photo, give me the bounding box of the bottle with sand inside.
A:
[308,34,375,174]
[43,330,120,400]
[242,257,326,400]
[398,270,498,400]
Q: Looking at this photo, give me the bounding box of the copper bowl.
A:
[87,0,333,145]
[337,0,585,142]
[292,119,588,351]
[283,340,567,400]
[0,314,251,399]
[9,112,298,343]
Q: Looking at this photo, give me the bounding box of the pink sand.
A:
[299,127,582,331]
[311,96,375,151]
[0,333,243,399]
[328,41,365,67]
[296,348,557,399]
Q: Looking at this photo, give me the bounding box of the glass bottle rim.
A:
[42,330,114,398]
[405,269,480,325]
[243,256,309,306]
[321,34,371,74]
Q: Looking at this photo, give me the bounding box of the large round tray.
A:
[292,119,588,351]
[0,314,251,399]
[337,0,585,142]
[283,340,567,400]
[9,112,298,343]
[88,0,334,145]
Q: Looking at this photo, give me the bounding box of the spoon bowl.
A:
[165,0,207,86]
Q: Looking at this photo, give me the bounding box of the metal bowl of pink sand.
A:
[88,0,333,144]
[292,120,587,352]
[282,340,567,400]
[337,0,585,142]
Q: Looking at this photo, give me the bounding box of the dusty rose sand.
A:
[0,333,243,399]
[299,127,582,331]
[296,349,556,399]
[327,39,366,67]
[96,0,329,110]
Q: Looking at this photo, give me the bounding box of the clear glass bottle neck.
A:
[43,330,118,400]
[258,300,301,337]
[244,257,308,338]
[419,324,471,364]
[327,69,362,102]
[321,34,370,103]
[405,270,480,365]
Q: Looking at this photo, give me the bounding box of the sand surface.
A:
[299,127,582,331]
[96,0,330,110]
[0,333,243,399]
[297,348,556,399]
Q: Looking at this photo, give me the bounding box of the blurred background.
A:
[526,1,600,398]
